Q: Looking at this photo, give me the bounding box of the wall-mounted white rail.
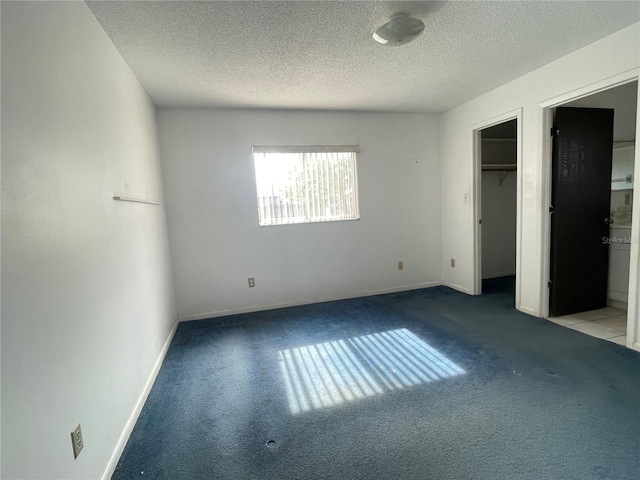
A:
[113,195,160,205]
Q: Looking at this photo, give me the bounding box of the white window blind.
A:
[252,145,360,226]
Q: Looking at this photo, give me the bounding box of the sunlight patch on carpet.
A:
[279,328,465,414]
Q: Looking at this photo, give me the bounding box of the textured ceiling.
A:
[86,1,640,113]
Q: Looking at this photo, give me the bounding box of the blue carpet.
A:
[113,278,640,479]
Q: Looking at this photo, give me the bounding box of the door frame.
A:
[539,71,639,350]
[472,109,523,298]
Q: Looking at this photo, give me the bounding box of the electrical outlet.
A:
[450,258,455,268]
[625,193,631,206]
[71,423,83,459]
[398,261,403,271]
[248,277,255,288]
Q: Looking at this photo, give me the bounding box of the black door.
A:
[550,107,614,317]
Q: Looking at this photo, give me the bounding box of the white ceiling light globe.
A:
[373,13,425,47]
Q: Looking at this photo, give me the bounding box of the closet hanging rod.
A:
[113,195,160,205]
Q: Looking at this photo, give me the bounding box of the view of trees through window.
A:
[253,149,359,226]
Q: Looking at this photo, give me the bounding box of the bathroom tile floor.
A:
[548,307,628,347]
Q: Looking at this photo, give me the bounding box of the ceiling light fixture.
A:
[373,13,425,47]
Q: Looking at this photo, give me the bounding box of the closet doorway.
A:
[474,117,519,299]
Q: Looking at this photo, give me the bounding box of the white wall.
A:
[439,23,640,348]
[157,109,441,319]
[481,172,517,279]
[1,2,176,479]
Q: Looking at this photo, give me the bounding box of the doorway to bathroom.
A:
[546,81,637,347]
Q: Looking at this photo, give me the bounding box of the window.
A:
[252,145,360,226]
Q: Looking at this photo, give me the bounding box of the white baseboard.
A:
[633,341,640,352]
[607,290,628,302]
[441,282,472,295]
[607,298,628,310]
[100,315,179,480]
[517,305,537,316]
[179,282,441,322]
[482,271,516,279]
